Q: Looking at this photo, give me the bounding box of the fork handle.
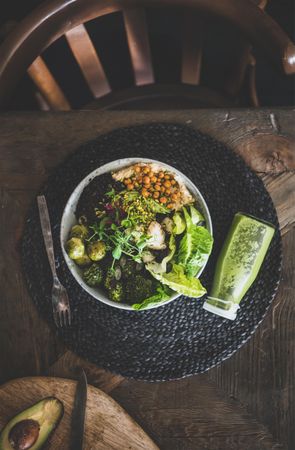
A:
[37,195,57,278]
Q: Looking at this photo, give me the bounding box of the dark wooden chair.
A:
[0,0,294,110]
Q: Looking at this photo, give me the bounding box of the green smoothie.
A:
[203,212,275,320]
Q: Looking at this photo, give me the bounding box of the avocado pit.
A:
[8,419,40,450]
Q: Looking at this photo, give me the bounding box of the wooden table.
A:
[0,109,294,450]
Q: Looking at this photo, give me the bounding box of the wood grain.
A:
[0,188,65,384]
[0,108,294,450]
[208,227,295,450]
[46,351,124,394]
[112,375,285,449]
[0,377,159,450]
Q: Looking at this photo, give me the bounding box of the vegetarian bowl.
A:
[60,158,213,310]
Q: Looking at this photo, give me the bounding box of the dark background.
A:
[1,0,294,108]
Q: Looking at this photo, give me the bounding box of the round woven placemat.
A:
[22,123,282,381]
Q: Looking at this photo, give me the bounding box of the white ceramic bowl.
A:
[60,158,213,310]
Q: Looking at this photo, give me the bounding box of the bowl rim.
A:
[60,157,213,311]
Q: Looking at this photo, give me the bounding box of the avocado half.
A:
[0,397,64,450]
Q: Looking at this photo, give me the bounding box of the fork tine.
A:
[60,311,66,327]
[53,310,60,328]
[58,312,63,328]
[66,309,72,326]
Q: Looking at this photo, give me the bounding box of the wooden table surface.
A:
[0,109,294,450]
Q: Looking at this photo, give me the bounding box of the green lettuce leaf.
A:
[190,205,205,225]
[132,283,172,310]
[177,207,213,277]
[146,263,207,298]
[173,212,186,235]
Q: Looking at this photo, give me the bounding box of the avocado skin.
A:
[0,397,64,450]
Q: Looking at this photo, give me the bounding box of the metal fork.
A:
[37,195,71,327]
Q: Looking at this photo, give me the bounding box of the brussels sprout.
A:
[83,264,103,287]
[66,237,85,260]
[125,275,154,303]
[70,224,89,240]
[75,254,91,267]
[108,281,125,302]
[87,240,106,261]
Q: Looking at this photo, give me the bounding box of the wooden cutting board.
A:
[0,377,159,450]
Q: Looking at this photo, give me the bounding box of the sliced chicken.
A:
[147,221,166,250]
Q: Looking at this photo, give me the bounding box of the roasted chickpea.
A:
[171,179,176,185]
[153,191,160,199]
[171,193,178,201]
[135,166,141,173]
[161,186,166,193]
[137,176,143,183]
[165,188,171,195]
[167,203,174,209]
[164,174,170,180]
[127,183,134,190]
[159,171,164,178]
[151,176,157,183]
[155,184,161,191]
[143,166,150,174]
[123,179,129,185]
[142,189,149,197]
[143,176,150,184]
[160,197,167,204]
[164,180,171,188]
[134,181,139,188]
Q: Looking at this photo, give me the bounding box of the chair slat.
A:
[123,8,154,86]
[181,11,203,85]
[27,56,71,110]
[248,55,260,107]
[223,0,267,97]
[34,91,50,111]
[65,24,111,98]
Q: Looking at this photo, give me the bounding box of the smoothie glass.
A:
[203,212,276,320]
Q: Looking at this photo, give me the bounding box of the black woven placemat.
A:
[21,123,282,381]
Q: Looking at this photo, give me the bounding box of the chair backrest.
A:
[0,0,294,109]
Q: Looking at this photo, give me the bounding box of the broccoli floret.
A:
[125,275,154,303]
[83,264,103,287]
[104,266,122,289]
[120,258,136,279]
[108,281,125,303]
[104,269,114,290]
